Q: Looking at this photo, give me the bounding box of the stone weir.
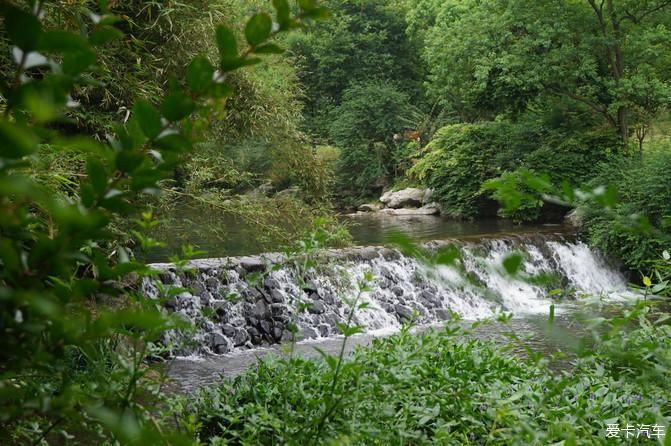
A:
[141,232,629,356]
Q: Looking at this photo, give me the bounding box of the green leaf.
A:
[215,25,238,61]
[0,122,38,159]
[115,150,144,174]
[273,0,291,29]
[89,25,124,46]
[245,13,273,47]
[502,253,523,276]
[187,56,215,93]
[4,6,42,51]
[160,92,195,122]
[133,100,162,139]
[62,50,97,76]
[86,158,108,196]
[38,31,91,53]
[643,276,652,287]
[252,43,284,55]
[211,82,234,98]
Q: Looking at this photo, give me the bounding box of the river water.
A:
[144,203,568,262]
[167,310,594,393]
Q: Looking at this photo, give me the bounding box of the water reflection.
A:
[345,213,569,245]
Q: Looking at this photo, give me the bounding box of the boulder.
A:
[565,208,584,227]
[381,203,441,216]
[433,308,452,321]
[380,188,426,209]
[248,182,275,197]
[358,203,382,212]
[209,333,232,354]
[276,186,300,199]
[422,188,434,204]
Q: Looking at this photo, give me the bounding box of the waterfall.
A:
[141,234,632,356]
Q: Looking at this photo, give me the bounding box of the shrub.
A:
[582,148,671,270]
[410,122,531,218]
[328,81,414,196]
[412,119,617,220]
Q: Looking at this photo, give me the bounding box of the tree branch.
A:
[547,85,618,127]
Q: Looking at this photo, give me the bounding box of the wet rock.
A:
[270,289,285,303]
[191,281,206,294]
[209,333,232,354]
[199,291,213,306]
[395,304,414,321]
[205,277,219,291]
[247,327,262,345]
[233,327,249,347]
[358,203,382,212]
[272,325,284,342]
[243,287,262,300]
[381,204,440,216]
[212,301,231,321]
[259,320,272,335]
[358,247,381,261]
[433,308,452,320]
[230,317,246,327]
[264,277,281,290]
[253,300,270,319]
[307,300,326,315]
[318,324,330,337]
[392,286,404,297]
[299,326,319,339]
[222,324,236,337]
[422,188,434,204]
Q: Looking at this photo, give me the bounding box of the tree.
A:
[328,81,413,196]
[410,0,671,144]
[288,0,424,138]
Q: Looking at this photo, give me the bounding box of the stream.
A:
[140,213,636,392]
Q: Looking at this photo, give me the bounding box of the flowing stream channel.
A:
[142,221,635,393]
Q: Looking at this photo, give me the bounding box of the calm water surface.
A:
[145,202,570,262]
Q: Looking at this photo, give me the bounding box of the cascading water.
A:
[141,233,632,356]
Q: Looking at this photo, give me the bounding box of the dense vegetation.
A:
[1,0,671,444]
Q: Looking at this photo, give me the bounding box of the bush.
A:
[410,122,532,218]
[582,148,671,270]
[328,81,414,196]
[412,118,617,220]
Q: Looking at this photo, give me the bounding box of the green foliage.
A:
[328,81,414,196]
[582,148,671,270]
[0,1,326,443]
[180,303,671,445]
[408,0,671,140]
[412,110,618,220]
[410,123,531,218]
[288,0,424,138]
